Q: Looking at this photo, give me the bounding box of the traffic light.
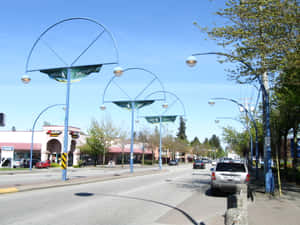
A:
[0,113,5,127]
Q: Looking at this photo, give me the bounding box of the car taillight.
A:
[246,174,250,182]
[211,172,216,180]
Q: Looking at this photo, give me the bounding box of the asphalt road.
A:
[0,165,227,225]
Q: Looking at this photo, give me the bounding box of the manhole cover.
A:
[74,192,94,197]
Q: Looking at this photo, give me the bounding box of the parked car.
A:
[35,160,51,169]
[211,162,249,194]
[201,157,210,164]
[211,160,217,167]
[168,160,178,166]
[193,159,205,169]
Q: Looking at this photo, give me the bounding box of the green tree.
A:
[197,0,299,83]
[99,117,119,165]
[118,129,129,168]
[191,137,202,157]
[176,116,188,142]
[79,120,105,166]
[148,126,160,164]
[137,128,150,166]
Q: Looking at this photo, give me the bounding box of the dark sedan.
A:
[193,160,205,169]
[168,160,178,166]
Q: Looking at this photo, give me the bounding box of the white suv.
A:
[211,162,249,194]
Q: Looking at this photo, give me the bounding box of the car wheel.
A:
[211,187,217,196]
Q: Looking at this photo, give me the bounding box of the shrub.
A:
[50,163,60,168]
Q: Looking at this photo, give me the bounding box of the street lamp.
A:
[187,51,274,193]
[143,90,186,170]
[209,97,258,175]
[22,18,119,181]
[29,104,65,170]
[101,67,166,173]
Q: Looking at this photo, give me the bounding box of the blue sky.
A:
[0,0,259,145]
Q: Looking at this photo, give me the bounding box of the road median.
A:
[0,168,166,194]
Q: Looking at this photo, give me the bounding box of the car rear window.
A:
[195,160,203,163]
[216,163,246,172]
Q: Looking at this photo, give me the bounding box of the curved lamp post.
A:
[187,51,274,193]
[215,117,253,166]
[101,67,166,173]
[22,18,119,181]
[209,98,258,179]
[143,90,186,170]
[29,104,65,170]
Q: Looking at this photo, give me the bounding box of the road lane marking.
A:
[0,187,19,194]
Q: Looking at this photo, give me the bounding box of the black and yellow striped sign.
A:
[61,153,67,169]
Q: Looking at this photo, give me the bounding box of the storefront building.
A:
[0,126,83,167]
[0,125,156,167]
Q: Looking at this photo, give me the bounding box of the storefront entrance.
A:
[47,139,62,163]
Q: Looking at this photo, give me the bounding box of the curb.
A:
[0,169,166,195]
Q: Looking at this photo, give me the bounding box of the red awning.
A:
[0,143,41,151]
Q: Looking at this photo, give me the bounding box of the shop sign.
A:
[1,146,14,151]
[69,131,80,139]
[46,130,62,137]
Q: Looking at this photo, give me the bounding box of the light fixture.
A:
[113,66,123,77]
[21,75,31,84]
[208,100,215,106]
[215,120,220,124]
[162,103,168,109]
[186,56,197,67]
[100,105,106,111]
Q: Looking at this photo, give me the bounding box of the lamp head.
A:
[239,107,245,112]
[215,119,220,124]
[100,105,106,111]
[208,100,215,106]
[186,56,197,67]
[21,75,31,84]
[162,103,168,109]
[113,66,123,77]
[250,106,255,112]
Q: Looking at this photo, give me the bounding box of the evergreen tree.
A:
[176,116,188,142]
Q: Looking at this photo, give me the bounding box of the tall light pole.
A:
[101,67,166,173]
[143,90,186,170]
[21,18,119,181]
[209,97,259,179]
[29,104,65,170]
[187,51,274,193]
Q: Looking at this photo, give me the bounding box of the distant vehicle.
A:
[168,160,178,166]
[211,160,217,166]
[211,162,249,194]
[221,157,233,163]
[193,160,205,169]
[201,158,210,164]
[35,160,51,169]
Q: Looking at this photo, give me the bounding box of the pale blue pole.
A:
[130,101,135,173]
[159,115,162,170]
[62,68,72,181]
[29,104,65,170]
[190,52,274,192]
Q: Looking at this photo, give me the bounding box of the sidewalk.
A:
[247,168,300,225]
